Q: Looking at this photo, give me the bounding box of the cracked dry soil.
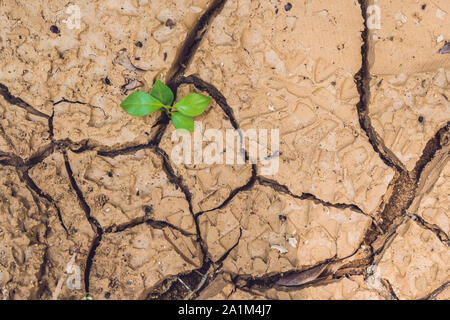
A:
[0,0,449,300]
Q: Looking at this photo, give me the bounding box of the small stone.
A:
[284,3,292,11]
[50,25,60,34]
[165,18,176,27]
[142,205,152,215]
[439,42,450,54]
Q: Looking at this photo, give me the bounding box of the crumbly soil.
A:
[0,0,449,300]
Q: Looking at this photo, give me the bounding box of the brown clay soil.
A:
[0,0,449,300]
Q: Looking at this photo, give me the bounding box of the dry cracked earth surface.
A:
[0,0,449,300]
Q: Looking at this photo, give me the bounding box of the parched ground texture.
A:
[0,0,449,300]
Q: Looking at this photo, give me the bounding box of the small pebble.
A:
[142,205,152,215]
[439,42,450,54]
[165,19,176,27]
[284,2,292,11]
[50,25,60,34]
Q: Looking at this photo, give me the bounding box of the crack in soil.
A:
[0,144,54,168]
[0,83,50,119]
[380,278,399,300]
[412,121,450,181]
[21,168,69,235]
[104,215,195,237]
[420,281,450,300]
[62,149,104,293]
[165,0,229,91]
[354,1,406,173]
[408,214,449,246]
[257,176,369,217]
[15,168,52,298]
[177,75,239,130]
[139,0,231,153]
[153,146,210,264]
[195,166,257,218]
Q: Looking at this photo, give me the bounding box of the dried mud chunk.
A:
[29,152,95,238]
[66,150,195,232]
[263,276,384,300]
[433,284,450,300]
[369,71,450,171]
[199,184,371,276]
[0,134,14,155]
[25,153,96,299]
[200,276,384,300]
[369,0,450,75]
[368,1,450,171]
[43,227,91,300]
[89,224,201,299]
[159,85,253,213]
[185,0,393,214]
[0,95,49,160]
[187,0,363,89]
[196,274,234,300]
[0,0,211,115]
[264,113,393,214]
[415,162,450,235]
[0,167,46,299]
[52,100,159,147]
[377,221,450,299]
[197,274,267,300]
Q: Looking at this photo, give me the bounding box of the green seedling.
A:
[82,293,93,300]
[120,80,212,132]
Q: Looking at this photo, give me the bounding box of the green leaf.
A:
[120,91,164,116]
[150,80,174,106]
[171,112,194,131]
[173,93,212,117]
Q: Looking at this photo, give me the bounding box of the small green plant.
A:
[120,80,211,132]
[82,293,93,300]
